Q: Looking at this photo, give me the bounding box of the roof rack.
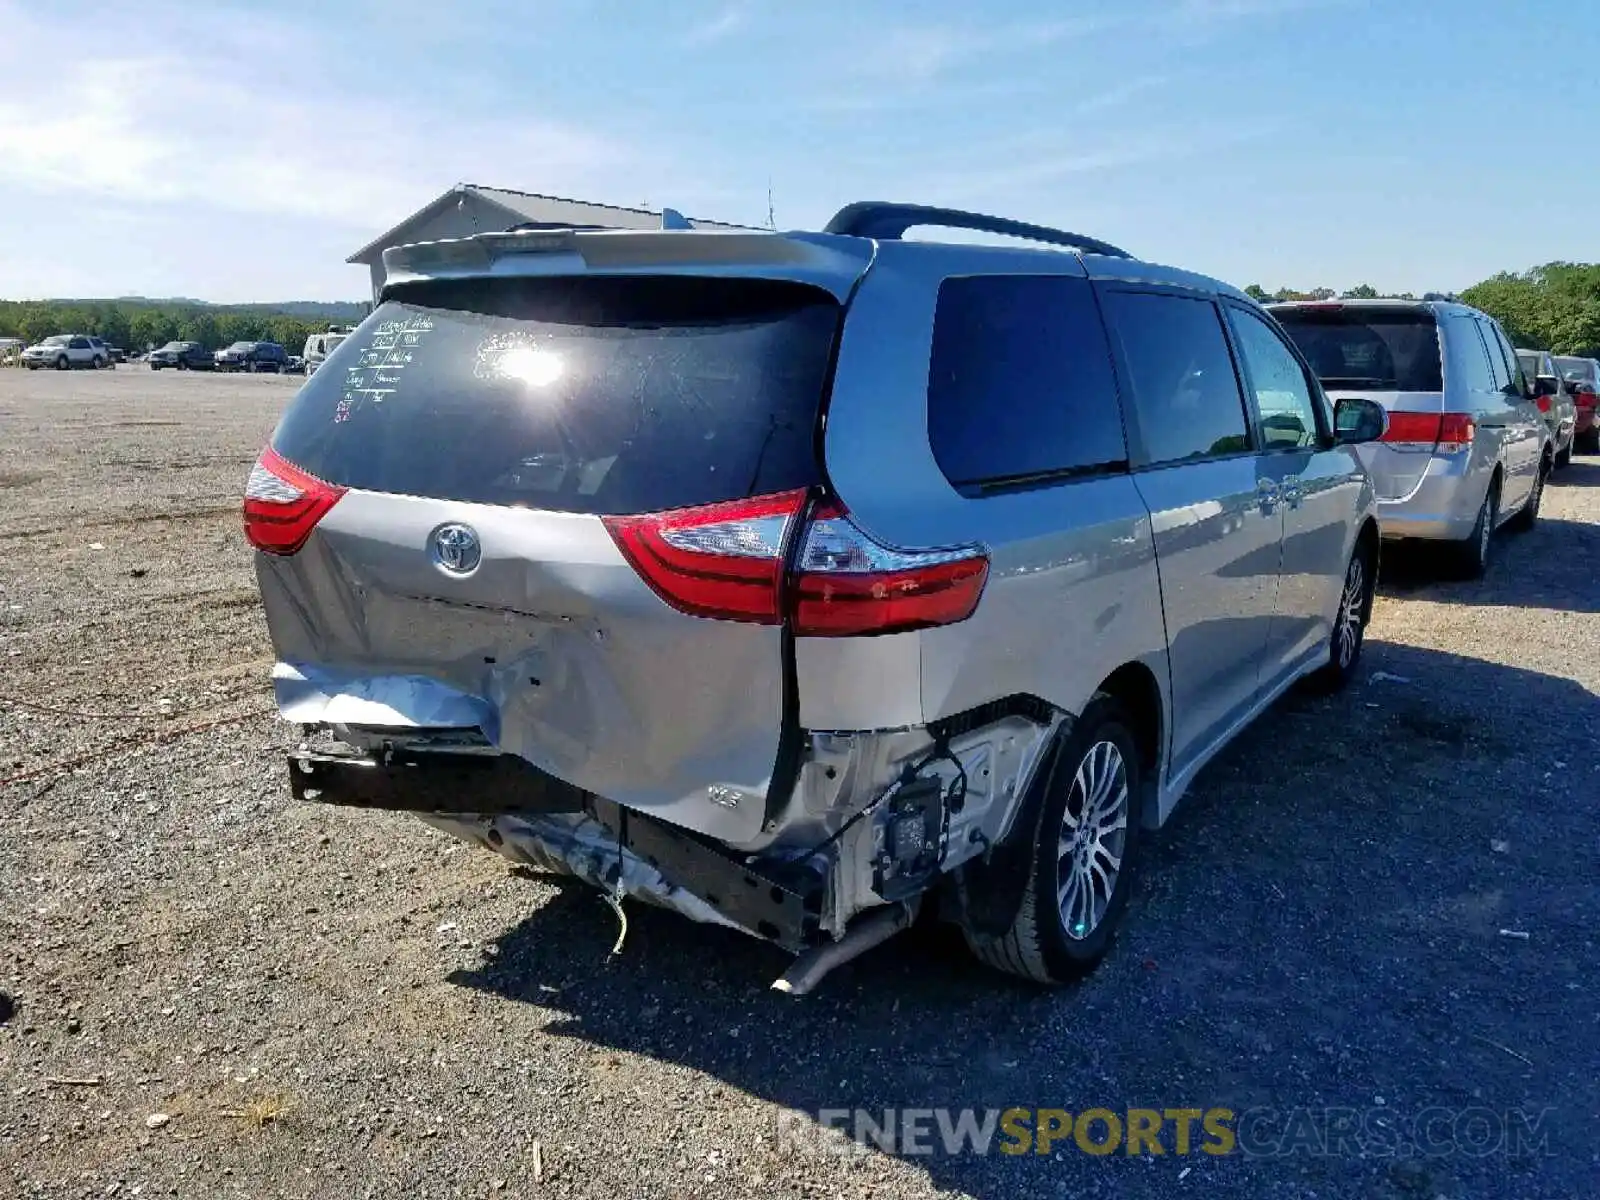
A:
[823,201,1132,259]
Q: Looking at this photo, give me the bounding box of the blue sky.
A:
[0,0,1593,302]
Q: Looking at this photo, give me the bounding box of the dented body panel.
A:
[258,492,786,848]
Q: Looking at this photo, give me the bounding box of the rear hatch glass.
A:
[1273,307,1444,392]
[1556,356,1596,384]
[270,276,840,514]
[1274,306,1444,501]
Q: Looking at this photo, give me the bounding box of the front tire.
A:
[54,355,68,370]
[1309,541,1375,692]
[963,695,1143,984]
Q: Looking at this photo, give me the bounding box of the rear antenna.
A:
[766,178,776,230]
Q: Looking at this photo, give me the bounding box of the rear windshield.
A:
[271,276,840,514]
[1516,351,1543,378]
[1556,356,1596,383]
[1274,308,1444,392]
[324,334,346,353]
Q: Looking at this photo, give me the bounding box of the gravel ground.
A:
[2,368,1597,1200]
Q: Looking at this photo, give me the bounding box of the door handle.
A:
[1279,475,1304,508]
[1255,477,1278,513]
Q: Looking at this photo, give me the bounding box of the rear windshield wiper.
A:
[1319,376,1396,388]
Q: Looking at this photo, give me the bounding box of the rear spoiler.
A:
[379,228,875,302]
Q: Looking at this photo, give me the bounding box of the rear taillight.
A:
[1378,411,1474,452]
[1575,385,1597,409]
[1378,411,1442,445]
[603,490,806,623]
[790,500,989,636]
[243,446,347,555]
[1535,395,1552,414]
[1437,412,1476,451]
[603,492,990,634]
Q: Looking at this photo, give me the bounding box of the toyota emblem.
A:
[429,523,482,576]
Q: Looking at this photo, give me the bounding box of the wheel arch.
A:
[1093,661,1164,831]
[1354,517,1379,624]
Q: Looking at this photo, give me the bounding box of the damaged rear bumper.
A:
[287,746,588,816]
[286,703,1065,985]
[422,808,823,949]
[288,742,826,950]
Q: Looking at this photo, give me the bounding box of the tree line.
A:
[1241,262,1600,359]
[5,260,1597,361]
[0,300,369,354]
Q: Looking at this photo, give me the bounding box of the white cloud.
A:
[682,2,754,47]
[0,3,637,235]
[1166,0,1355,26]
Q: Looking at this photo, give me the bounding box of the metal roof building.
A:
[346,184,745,299]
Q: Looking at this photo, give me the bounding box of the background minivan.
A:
[1271,299,1551,576]
[302,330,350,376]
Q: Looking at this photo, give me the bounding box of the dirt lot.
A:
[2,368,1597,1200]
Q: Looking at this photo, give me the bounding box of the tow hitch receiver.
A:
[288,747,589,816]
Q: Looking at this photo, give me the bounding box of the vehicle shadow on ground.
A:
[1551,457,1600,486]
[450,646,1598,1199]
[1378,516,1600,612]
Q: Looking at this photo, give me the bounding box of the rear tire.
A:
[1509,456,1548,533]
[962,695,1143,984]
[1579,429,1600,455]
[1449,479,1498,579]
[1555,440,1571,470]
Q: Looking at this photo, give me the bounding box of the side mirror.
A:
[1333,397,1387,444]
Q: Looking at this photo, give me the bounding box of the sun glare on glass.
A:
[498,346,565,387]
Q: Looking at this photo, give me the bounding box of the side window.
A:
[1490,324,1524,394]
[1449,319,1493,392]
[1475,320,1511,392]
[1227,307,1322,449]
[926,275,1127,493]
[1099,291,1251,466]
[69,337,90,350]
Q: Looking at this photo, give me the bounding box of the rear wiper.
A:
[1320,376,1395,388]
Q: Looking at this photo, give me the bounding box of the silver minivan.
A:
[245,204,1385,990]
[302,330,350,376]
[1515,348,1577,469]
[1271,300,1553,577]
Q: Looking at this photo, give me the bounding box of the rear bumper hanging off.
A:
[287,747,588,816]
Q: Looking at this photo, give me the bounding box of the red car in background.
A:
[1555,356,1600,454]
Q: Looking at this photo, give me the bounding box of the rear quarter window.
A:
[925,274,1127,494]
[270,276,840,515]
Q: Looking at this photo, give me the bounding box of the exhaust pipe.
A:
[770,903,914,996]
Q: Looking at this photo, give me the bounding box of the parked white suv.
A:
[21,334,109,370]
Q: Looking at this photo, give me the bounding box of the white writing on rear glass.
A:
[333,315,435,423]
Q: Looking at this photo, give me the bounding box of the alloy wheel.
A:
[1056,740,1130,941]
[1336,555,1365,669]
